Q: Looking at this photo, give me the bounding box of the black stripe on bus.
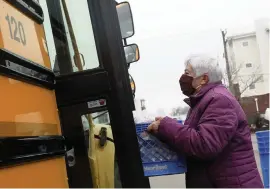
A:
[94,134,114,143]
[0,135,66,168]
[0,49,55,90]
[5,0,44,24]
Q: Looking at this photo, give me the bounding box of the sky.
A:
[119,0,270,115]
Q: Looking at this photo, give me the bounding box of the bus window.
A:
[41,0,100,75]
[39,0,57,69]
[81,112,122,188]
[92,111,110,125]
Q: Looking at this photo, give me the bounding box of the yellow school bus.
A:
[0,0,67,187]
[0,0,148,188]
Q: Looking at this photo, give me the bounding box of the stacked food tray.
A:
[136,120,186,177]
[255,130,269,188]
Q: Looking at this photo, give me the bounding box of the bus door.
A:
[43,0,150,188]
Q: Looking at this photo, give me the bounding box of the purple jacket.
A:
[158,82,263,188]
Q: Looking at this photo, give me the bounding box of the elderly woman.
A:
[147,55,263,188]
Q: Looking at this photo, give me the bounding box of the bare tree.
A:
[222,30,263,99]
[237,70,263,96]
[223,63,263,98]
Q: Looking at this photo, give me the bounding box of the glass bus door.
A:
[43,0,150,187]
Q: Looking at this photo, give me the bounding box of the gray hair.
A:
[184,54,223,83]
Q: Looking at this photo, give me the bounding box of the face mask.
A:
[179,74,196,96]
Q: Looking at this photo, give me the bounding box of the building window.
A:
[140,99,146,110]
[42,0,100,76]
[249,83,256,90]
[246,63,252,68]
[242,41,249,46]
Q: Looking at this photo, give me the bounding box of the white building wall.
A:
[254,18,270,95]
[227,18,270,97]
[228,35,264,97]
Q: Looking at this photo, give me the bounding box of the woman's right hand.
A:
[155,117,163,121]
[147,117,164,134]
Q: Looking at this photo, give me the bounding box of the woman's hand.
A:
[155,117,163,121]
[147,117,164,134]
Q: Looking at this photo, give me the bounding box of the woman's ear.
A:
[201,74,209,85]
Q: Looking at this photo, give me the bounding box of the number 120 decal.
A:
[5,14,27,46]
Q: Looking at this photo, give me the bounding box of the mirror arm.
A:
[123,39,127,46]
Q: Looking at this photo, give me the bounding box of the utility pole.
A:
[221,30,234,94]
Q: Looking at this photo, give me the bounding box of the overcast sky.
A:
[119,0,270,115]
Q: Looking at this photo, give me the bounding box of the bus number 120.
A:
[5,14,27,46]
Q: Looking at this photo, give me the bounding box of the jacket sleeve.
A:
[158,95,238,159]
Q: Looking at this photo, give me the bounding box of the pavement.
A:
[149,134,263,188]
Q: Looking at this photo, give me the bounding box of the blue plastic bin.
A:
[255,130,269,188]
[136,120,187,177]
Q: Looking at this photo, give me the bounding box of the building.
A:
[227,18,270,98]
[227,18,270,121]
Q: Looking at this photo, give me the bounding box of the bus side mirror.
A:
[124,44,140,64]
[116,2,134,39]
